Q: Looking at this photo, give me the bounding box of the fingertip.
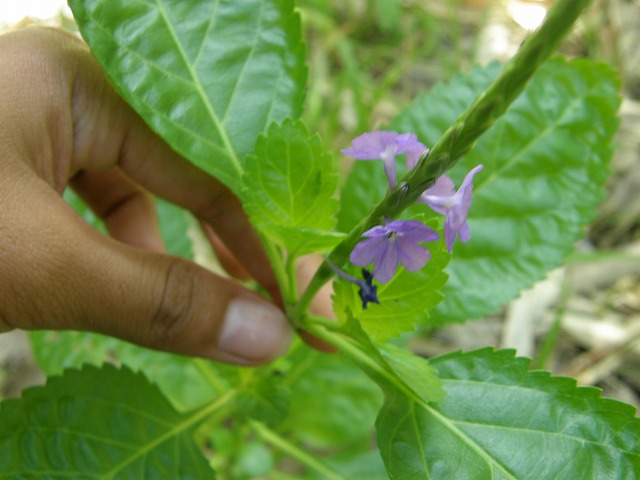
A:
[216,297,293,364]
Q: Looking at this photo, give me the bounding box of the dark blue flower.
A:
[328,262,380,309]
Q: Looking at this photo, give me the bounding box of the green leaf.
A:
[337,161,387,233]
[63,188,106,233]
[235,376,290,425]
[374,0,401,32]
[68,0,307,194]
[244,119,339,255]
[377,348,640,479]
[323,450,387,480]
[29,331,226,411]
[281,348,382,449]
[339,312,446,406]
[0,364,218,479]
[264,225,345,256]
[333,218,449,341]
[390,58,620,323]
[378,343,445,404]
[156,198,194,259]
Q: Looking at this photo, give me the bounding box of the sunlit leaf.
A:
[377,348,640,479]
[69,0,307,194]
[244,119,339,255]
[378,343,444,404]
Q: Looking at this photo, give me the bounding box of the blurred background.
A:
[1,0,639,411]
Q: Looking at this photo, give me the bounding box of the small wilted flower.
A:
[328,262,380,309]
[350,219,439,283]
[341,131,426,190]
[419,165,484,253]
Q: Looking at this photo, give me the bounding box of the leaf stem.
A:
[294,0,593,319]
[250,420,345,480]
[303,319,428,408]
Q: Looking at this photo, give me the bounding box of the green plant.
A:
[1,0,638,478]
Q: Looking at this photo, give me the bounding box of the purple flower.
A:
[350,219,439,283]
[342,131,427,189]
[419,165,483,253]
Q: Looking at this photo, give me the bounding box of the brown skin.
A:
[0,27,329,365]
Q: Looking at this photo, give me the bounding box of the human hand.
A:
[0,27,293,365]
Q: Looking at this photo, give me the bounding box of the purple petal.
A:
[386,219,439,243]
[394,132,419,146]
[396,238,431,271]
[443,216,456,253]
[457,222,471,243]
[424,175,456,197]
[382,157,397,190]
[361,224,393,239]
[340,131,399,159]
[372,243,399,283]
[394,134,427,171]
[419,176,456,214]
[350,237,387,266]
[457,164,483,214]
[394,134,424,152]
[461,164,484,190]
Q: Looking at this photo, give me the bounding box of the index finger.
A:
[61,32,280,301]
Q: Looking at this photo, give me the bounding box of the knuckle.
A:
[193,190,237,225]
[148,260,196,348]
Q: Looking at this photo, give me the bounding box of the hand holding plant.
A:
[1,0,639,478]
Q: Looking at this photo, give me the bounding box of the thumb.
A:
[1,177,292,366]
[94,248,293,365]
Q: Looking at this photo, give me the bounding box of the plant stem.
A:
[533,270,573,370]
[250,420,345,480]
[294,0,593,319]
[303,318,428,408]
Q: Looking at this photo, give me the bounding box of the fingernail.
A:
[219,298,292,363]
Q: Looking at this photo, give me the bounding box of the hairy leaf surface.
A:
[68,0,306,194]
[0,365,216,479]
[377,348,640,479]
